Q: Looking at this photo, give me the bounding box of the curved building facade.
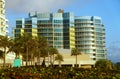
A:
[75,16,106,60]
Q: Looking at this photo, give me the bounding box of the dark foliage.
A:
[0,66,120,79]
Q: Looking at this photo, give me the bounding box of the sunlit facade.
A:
[14,9,75,49]
[13,10,106,60]
[0,0,8,36]
[75,16,106,60]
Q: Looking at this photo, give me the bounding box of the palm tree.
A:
[15,33,33,66]
[10,37,24,58]
[40,48,48,66]
[29,45,36,65]
[49,48,58,66]
[71,48,80,67]
[12,33,48,66]
[55,53,63,67]
[0,35,13,68]
[35,36,48,65]
[48,48,54,65]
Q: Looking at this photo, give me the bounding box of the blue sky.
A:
[5,0,120,62]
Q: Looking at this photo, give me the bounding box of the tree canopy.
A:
[95,59,113,70]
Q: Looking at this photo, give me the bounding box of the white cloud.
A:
[5,0,75,13]
[107,41,120,62]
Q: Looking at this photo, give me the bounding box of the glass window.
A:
[25,20,32,24]
[24,29,32,32]
[94,19,101,23]
[54,29,62,32]
[16,25,22,28]
[15,29,20,33]
[16,21,22,24]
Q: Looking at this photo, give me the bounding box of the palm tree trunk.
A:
[39,51,41,65]
[50,55,52,65]
[3,47,6,68]
[59,61,61,67]
[42,57,46,67]
[76,55,77,67]
[33,56,35,66]
[53,54,54,66]
[31,54,32,65]
[32,54,34,65]
[26,46,28,66]
[37,51,41,65]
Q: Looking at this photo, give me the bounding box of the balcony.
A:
[79,46,96,49]
[75,21,93,24]
[78,33,94,36]
[75,25,94,28]
[89,52,96,54]
[90,55,96,58]
[78,38,95,41]
[75,29,94,32]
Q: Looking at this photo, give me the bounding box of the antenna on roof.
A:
[58,9,64,13]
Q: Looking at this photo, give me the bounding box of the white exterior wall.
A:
[0,0,8,36]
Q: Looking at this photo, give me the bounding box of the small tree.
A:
[95,59,113,70]
[49,48,58,66]
[114,62,120,70]
[55,53,63,67]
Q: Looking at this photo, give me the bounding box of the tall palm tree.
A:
[0,35,13,68]
[28,37,39,65]
[40,48,48,66]
[35,36,48,65]
[55,53,63,67]
[71,48,80,67]
[10,37,24,58]
[12,33,48,66]
[16,33,33,66]
[28,46,35,65]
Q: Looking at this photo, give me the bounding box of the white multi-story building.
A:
[0,0,8,36]
[75,16,106,60]
[14,10,107,61]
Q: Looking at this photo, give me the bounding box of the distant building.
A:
[55,49,95,68]
[13,9,106,61]
[0,0,8,36]
[0,0,10,67]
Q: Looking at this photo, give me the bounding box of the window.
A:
[16,21,22,24]
[25,20,32,24]
[15,29,20,33]
[16,25,22,28]
[94,19,101,23]
[24,29,32,32]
